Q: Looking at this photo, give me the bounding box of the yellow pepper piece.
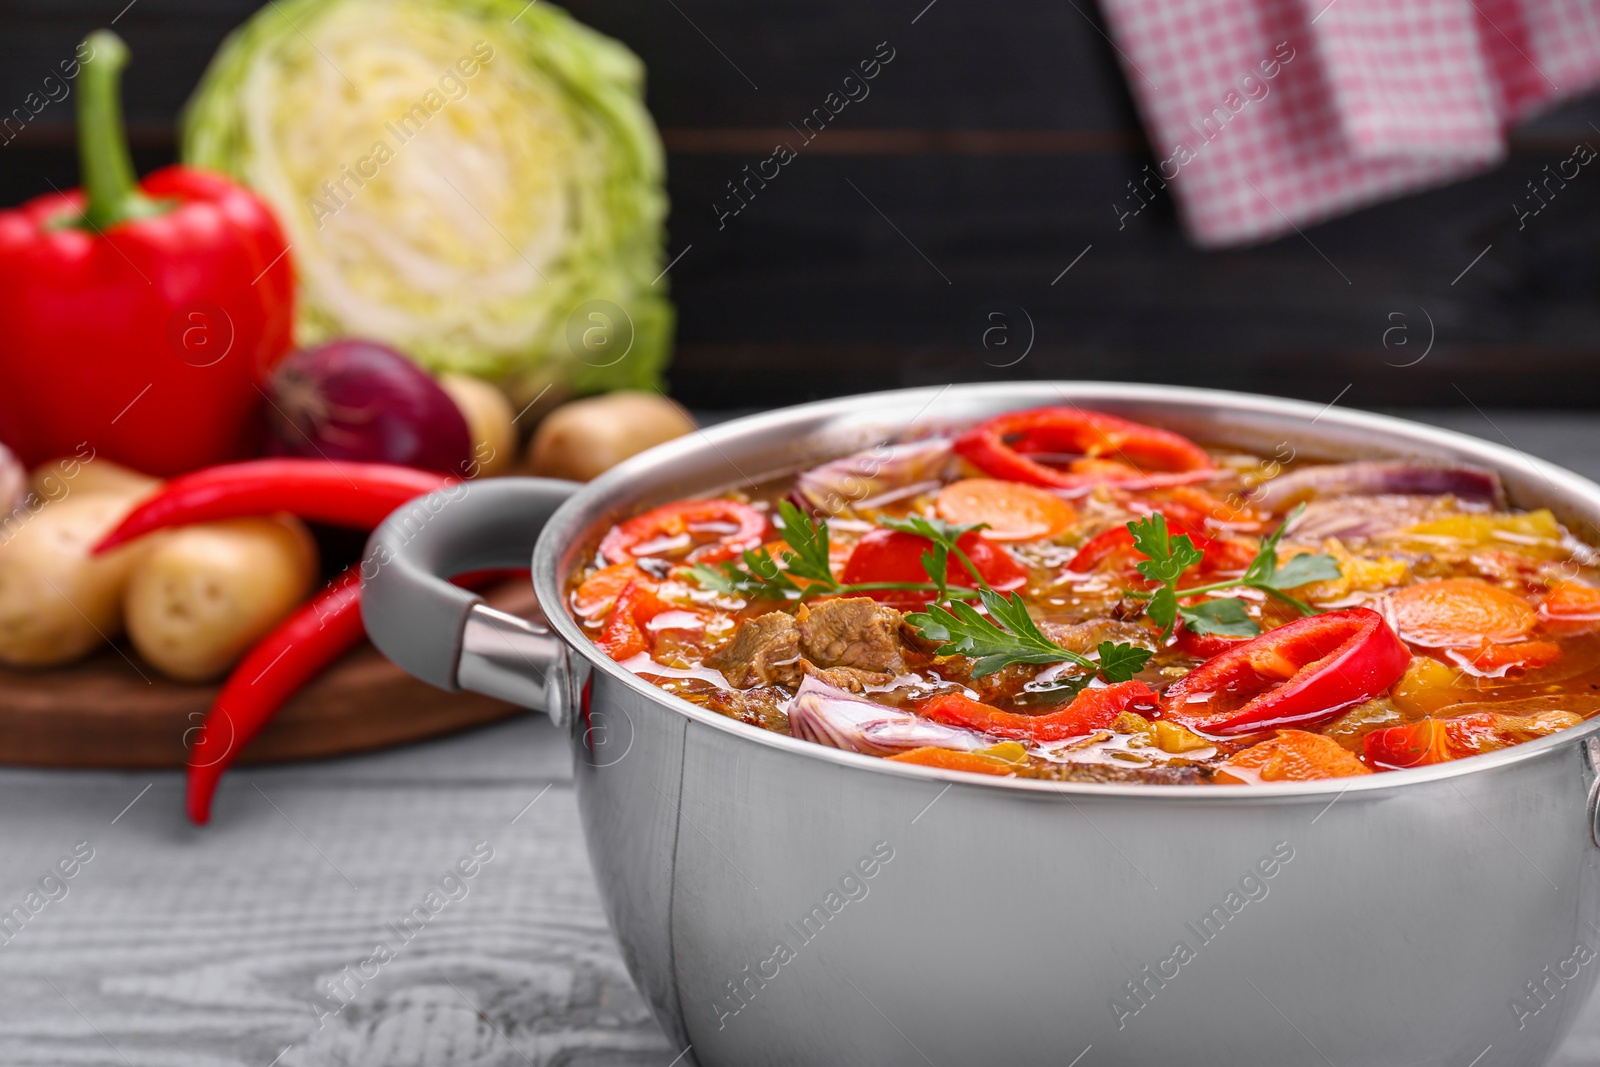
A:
[1397,511,1563,554]
[1111,711,1157,745]
[1154,720,1212,753]
[978,741,1029,764]
[1390,656,1469,716]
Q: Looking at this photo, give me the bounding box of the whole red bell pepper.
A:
[0,30,293,476]
[1161,608,1409,735]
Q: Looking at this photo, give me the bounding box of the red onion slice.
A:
[793,439,954,516]
[787,675,988,756]
[1249,461,1503,512]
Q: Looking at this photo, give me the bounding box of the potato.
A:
[124,516,317,682]
[438,373,516,478]
[0,494,152,667]
[29,454,159,505]
[529,391,697,481]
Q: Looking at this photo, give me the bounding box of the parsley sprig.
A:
[907,589,1153,681]
[691,502,1154,684]
[1126,504,1341,640]
[689,501,981,602]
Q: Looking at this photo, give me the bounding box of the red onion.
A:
[792,438,954,516]
[1286,495,1467,542]
[266,339,472,475]
[788,675,988,756]
[1249,461,1503,512]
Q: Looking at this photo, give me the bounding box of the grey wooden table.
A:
[3,409,1598,1067]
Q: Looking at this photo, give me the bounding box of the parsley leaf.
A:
[1095,640,1155,682]
[1262,552,1342,590]
[774,500,841,590]
[909,590,1094,677]
[907,589,1154,680]
[1127,513,1204,639]
[689,546,798,598]
[1177,597,1260,638]
[1121,502,1342,631]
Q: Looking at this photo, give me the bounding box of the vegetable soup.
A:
[570,406,1600,784]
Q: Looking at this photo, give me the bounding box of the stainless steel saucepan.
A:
[362,383,1600,1067]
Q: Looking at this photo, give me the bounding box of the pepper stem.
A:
[75,30,163,231]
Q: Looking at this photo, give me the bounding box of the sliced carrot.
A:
[886,747,1019,776]
[573,563,648,620]
[1216,729,1373,784]
[1388,578,1537,648]
[1457,640,1561,674]
[935,478,1077,541]
[1542,581,1600,633]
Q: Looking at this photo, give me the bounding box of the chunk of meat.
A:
[797,597,909,675]
[705,611,801,688]
[1014,761,1212,785]
[690,686,791,733]
[800,660,894,693]
[1038,618,1153,656]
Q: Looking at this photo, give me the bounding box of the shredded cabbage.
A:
[182,0,671,392]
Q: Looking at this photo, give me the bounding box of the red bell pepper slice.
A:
[599,499,768,565]
[1161,608,1410,735]
[1174,621,1251,660]
[954,407,1214,491]
[596,579,672,660]
[918,681,1159,743]
[839,527,1027,611]
[1363,710,1580,769]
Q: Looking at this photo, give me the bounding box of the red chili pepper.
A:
[94,459,454,553]
[918,682,1159,743]
[1161,608,1410,735]
[839,527,1027,611]
[0,32,294,475]
[599,499,769,565]
[955,407,1214,491]
[186,567,525,825]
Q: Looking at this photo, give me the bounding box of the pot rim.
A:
[532,382,1600,801]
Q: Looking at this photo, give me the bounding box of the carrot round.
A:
[1388,578,1537,648]
[886,747,1019,776]
[935,478,1076,541]
[1542,581,1600,632]
[1459,640,1561,674]
[1217,730,1373,783]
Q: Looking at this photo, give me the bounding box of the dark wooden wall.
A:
[4,0,1599,408]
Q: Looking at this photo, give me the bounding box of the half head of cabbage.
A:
[183,0,672,396]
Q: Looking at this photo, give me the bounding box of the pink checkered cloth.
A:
[1096,0,1600,246]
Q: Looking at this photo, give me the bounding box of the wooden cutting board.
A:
[0,581,541,769]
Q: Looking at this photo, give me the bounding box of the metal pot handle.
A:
[361,477,584,726]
